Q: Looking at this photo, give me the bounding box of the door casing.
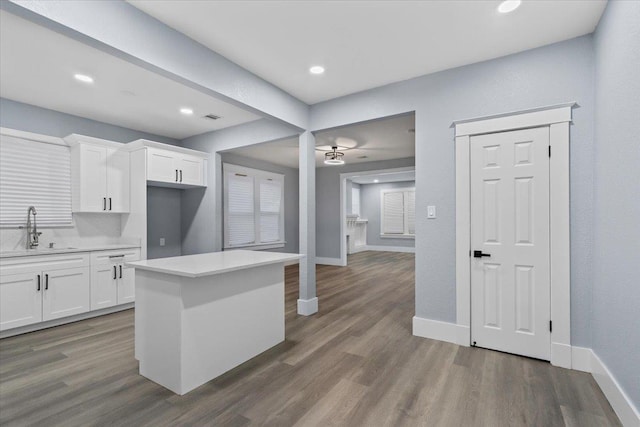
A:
[453,103,574,368]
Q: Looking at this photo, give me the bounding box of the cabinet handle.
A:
[37,274,41,291]
[103,197,107,211]
[45,274,48,290]
[176,169,179,182]
[119,264,123,279]
[180,170,183,182]
[109,197,112,211]
[113,265,117,280]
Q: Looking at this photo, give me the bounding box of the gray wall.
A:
[180,119,299,255]
[220,152,299,254]
[147,187,182,259]
[311,36,595,347]
[360,181,416,248]
[592,0,640,409]
[0,98,179,144]
[316,157,415,259]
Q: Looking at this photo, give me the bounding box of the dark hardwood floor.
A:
[0,251,621,426]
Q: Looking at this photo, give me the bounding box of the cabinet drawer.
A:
[91,248,141,266]
[0,253,90,277]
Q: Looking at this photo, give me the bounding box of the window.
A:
[380,187,415,238]
[0,133,72,227]
[223,164,284,249]
[351,187,360,216]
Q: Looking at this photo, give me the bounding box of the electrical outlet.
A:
[160,238,165,246]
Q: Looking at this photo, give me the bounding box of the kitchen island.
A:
[127,250,303,395]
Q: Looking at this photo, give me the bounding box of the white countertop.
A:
[126,250,303,278]
[0,244,140,259]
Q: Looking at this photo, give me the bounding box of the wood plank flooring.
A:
[0,251,621,426]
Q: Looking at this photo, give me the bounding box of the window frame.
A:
[223,163,285,250]
[380,186,415,239]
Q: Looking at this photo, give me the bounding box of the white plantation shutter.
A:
[352,187,360,216]
[382,191,404,234]
[259,179,282,243]
[224,164,284,248]
[0,134,72,227]
[227,173,255,246]
[406,190,416,235]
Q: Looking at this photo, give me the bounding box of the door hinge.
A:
[548,146,551,157]
[549,320,553,333]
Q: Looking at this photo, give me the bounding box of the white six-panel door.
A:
[470,127,551,360]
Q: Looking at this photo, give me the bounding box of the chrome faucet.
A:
[26,206,42,249]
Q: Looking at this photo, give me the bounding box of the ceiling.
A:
[0,10,260,140]
[350,170,415,185]
[227,114,415,168]
[129,0,607,105]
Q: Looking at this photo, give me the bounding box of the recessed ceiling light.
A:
[374,179,379,183]
[498,0,521,14]
[180,107,194,115]
[74,74,94,84]
[309,65,325,75]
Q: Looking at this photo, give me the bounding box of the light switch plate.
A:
[427,205,436,219]
[160,238,165,246]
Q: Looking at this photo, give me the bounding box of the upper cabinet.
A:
[65,135,130,213]
[129,140,208,189]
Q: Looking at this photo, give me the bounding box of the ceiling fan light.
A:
[324,159,345,165]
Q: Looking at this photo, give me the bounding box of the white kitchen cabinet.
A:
[0,273,42,331]
[42,267,90,321]
[0,265,89,331]
[90,248,141,310]
[67,135,130,213]
[145,146,206,187]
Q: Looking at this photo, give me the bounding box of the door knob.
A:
[473,250,491,258]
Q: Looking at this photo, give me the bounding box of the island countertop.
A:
[126,250,303,278]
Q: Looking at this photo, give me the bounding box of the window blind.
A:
[406,190,416,235]
[0,134,72,227]
[352,187,360,216]
[382,191,405,234]
[259,179,282,243]
[226,173,255,246]
[224,164,284,249]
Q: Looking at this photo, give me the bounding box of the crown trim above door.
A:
[453,104,574,368]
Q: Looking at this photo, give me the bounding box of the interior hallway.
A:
[0,251,620,426]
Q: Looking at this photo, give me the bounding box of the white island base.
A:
[128,250,302,395]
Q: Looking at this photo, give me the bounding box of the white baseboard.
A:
[297,297,318,316]
[571,346,592,373]
[0,303,134,339]
[363,245,415,253]
[315,257,344,266]
[412,316,470,347]
[590,351,640,427]
[551,342,572,369]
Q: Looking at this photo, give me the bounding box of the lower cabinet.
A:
[90,249,140,310]
[0,266,90,331]
[0,247,140,334]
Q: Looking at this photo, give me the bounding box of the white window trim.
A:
[223,163,285,250]
[380,187,415,239]
[452,103,574,368]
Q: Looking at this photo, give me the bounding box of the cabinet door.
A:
[42,267,90,321]
[0,273,42,331]
[90,263,117,310]
[106,148,130,213]
[178,155,204,186]
[78,144,108,211]
[117,263,135,304]
[147,148,178,184]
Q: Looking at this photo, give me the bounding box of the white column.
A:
[298,131,318,315]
